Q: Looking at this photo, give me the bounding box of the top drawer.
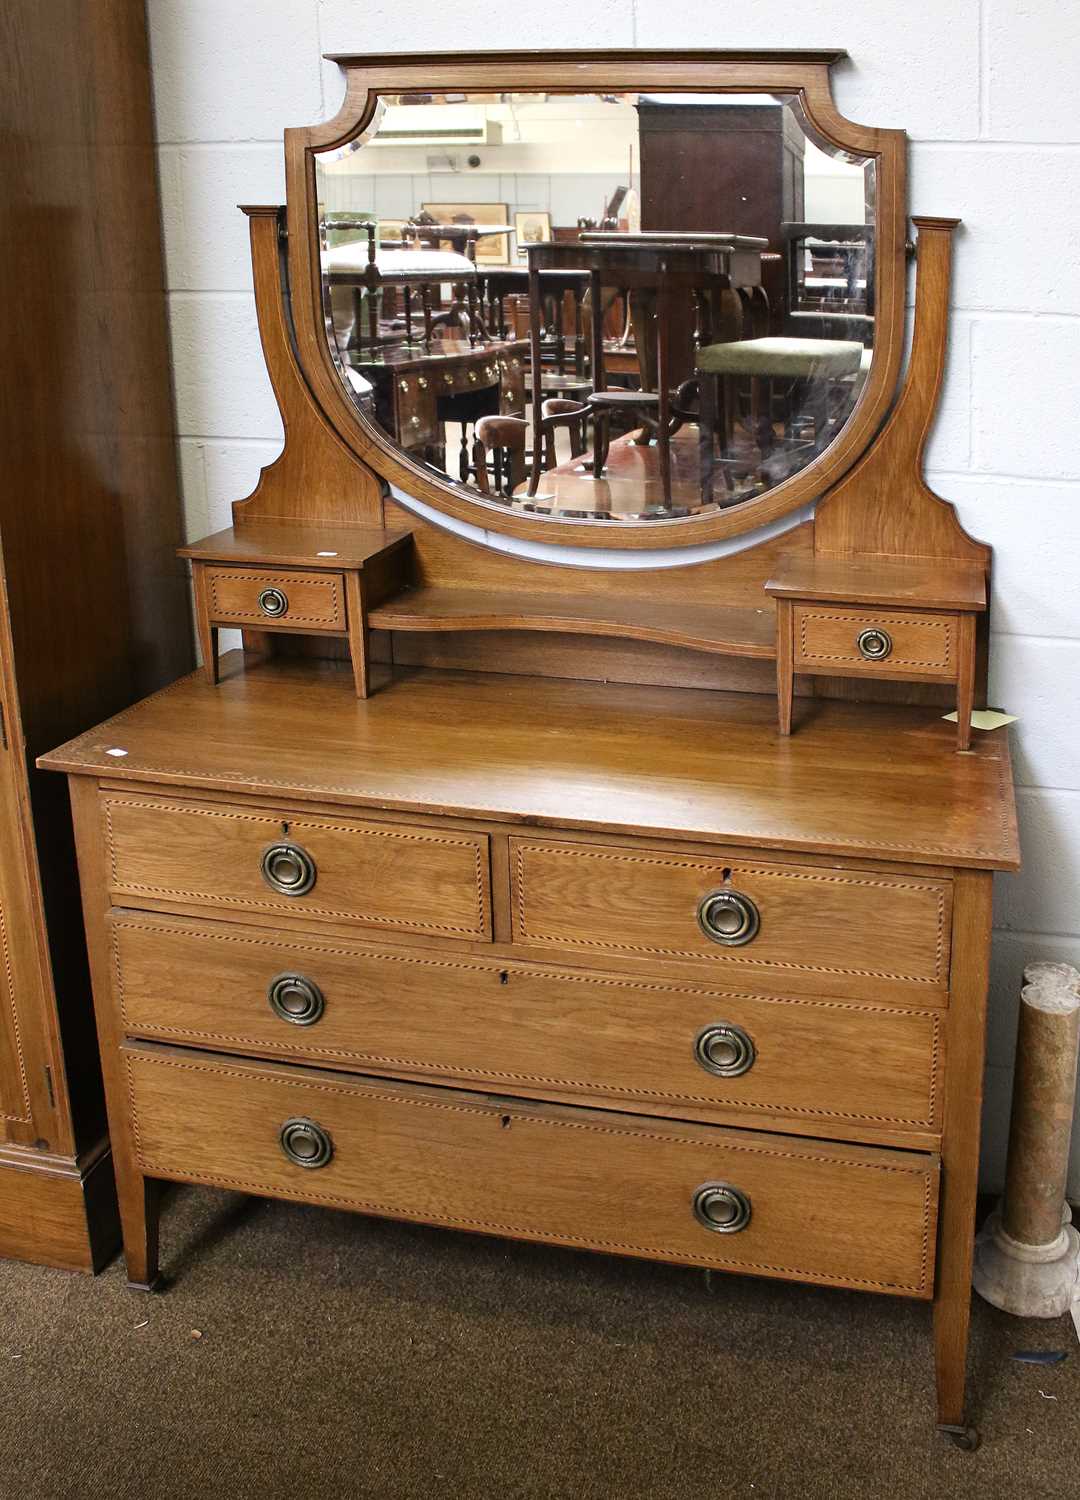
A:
[793,604,957,679]
[510,837,951,1004]
[203,566,347,633]
[102,793,492,942]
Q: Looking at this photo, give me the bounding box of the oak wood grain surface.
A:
[180,523,411,570]
[39,654,1019,871]
[108,910,944,1139]
[204,566,348,633]
[101,792,492,943]
[793,604,958,679]
[510,836,952,1002]
[813,220,989,569]
[369,586,777,658]
[231,208,385,527]
[123,1040,940,1297]
[765,555,987,611]
[934,870,994,1428]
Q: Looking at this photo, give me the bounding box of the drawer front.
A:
[435,361,499,401]
[793,604,957,678]
[394,375,438,446]
[435,366,470,399]
[499,354,525,413]
[511,839,950,1003]
[123,1043,939,1297]
[102,794,491,941]
[204,567,347,632]
[110,913,943,1135]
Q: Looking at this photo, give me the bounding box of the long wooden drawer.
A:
[109,912,944,1137]
[101,793,491,942]
[123,1042,940,1298]
[511,838,951,1004]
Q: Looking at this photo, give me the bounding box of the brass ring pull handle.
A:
[279,1117,333,1170]
[692,1182,752,1234]
[257,586,289,618]
[260,841,317,897]
[856,626,892,661]
[697,889,760,946]
[268,973,325,1027]
[694,1023,756,1078]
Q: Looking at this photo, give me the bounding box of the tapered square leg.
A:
[933,871,992,1444]
[956,612,976,751]
[776,597,794,735]
[345,570,370,698]
[68,777,164,1289]
[191,563,218,685]
[123,1175,162,1291]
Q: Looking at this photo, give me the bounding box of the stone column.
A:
[973,962,1080,1318]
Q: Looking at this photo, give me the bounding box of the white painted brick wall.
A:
[146,0,1080,1193]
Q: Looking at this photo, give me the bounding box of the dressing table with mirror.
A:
[40,51,1017,1448]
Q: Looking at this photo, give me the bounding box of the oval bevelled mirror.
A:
[313,90,876,524]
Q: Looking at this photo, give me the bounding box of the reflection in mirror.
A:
[315,92,875,523]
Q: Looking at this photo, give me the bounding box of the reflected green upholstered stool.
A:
[696,336,865,504]
[697,335,863,379]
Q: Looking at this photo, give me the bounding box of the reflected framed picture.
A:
[376,218,407,246]
[514,210,553,254]
[421,202,511,265]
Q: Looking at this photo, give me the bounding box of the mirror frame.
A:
[284,50,907,551]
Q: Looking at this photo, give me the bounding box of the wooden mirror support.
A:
[767,218,989,748]
[42,52,1015,1455]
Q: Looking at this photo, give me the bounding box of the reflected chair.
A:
[781,223,875,318]
[472,398,591,498]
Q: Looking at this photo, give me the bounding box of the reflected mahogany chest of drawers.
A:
[40,657,1018,1441]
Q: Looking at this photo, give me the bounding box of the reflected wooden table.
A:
[524,233,766,504]
[349,337,528,478]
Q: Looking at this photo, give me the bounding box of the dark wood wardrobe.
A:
[0,0,193,1269]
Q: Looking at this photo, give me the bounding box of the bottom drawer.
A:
[123,1043,939,1298]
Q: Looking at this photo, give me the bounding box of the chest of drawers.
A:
[40,657,1017,1442]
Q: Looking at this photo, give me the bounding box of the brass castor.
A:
[938,1423,981,1452]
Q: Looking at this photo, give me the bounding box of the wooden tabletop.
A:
[178,523,412,570]
[39,655,1019,871]
[765,555,988,612]
[348,337,527,374]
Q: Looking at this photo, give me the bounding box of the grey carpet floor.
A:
[0,1183,1076,1500]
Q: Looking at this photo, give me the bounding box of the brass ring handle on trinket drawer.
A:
[856,626,893,661]
[267,972,325,1027]
[260,841,317,897]
[696,889,760,946]
[694,1023,756,1078]
[279,1117,333,1169]
[257,586,289,618]
[692,1182,752,1234]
